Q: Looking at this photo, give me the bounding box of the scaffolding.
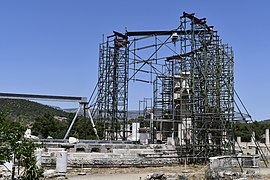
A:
[95,32,129,140]
[91,12,235,162]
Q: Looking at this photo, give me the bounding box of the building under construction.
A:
[90,12,235,162]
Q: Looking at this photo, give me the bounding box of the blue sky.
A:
[0,1,270,120]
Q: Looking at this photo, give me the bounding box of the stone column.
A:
[132,122,140,141]
[34,148,43,167]
[251,131,255,145]
[150,113,154,143]
[237,136,241,144]
[127,124,131,137]
[208,133,212,144]
[56,151,67,175]
[266,129,269,145]
[178,123,186,145]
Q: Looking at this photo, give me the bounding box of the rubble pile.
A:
[205,168,261,180]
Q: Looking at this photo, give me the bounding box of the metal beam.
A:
[63,106,81,140]
[126,30,203,37]
[0,92,87,103]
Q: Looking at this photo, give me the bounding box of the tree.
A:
[70,116,102,139]
[16,140,43,180]
[32,113,67,138]
[234,120,270,142]
[31,113,102,140]
[0,113,42,179]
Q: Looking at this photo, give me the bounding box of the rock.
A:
[145,174,152,180]
[163,174,177,180]
[0,172,12,180]
[205,168,218,179]
[224,170,233,176]
[181,170,190,173]
[245,170,255,175]
[217,171,224,178]
[24,128,39,140]
[151,173,164,179]
[78,172,86,175]
[177,174,188,180]
[43,169,56,178]
[145,173,165,180]
[69,137,79,144]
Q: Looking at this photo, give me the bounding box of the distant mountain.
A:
[63,108,78,113]
[128,110,141,119]
[0,98,70,123]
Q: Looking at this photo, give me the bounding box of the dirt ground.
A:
[65,165,208,180]
[48,164,270,180]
